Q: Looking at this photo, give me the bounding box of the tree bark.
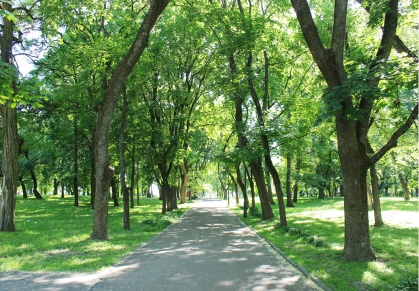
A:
[180,157,188,204]
[229,173,239,205]
[73,116,79,206]
[370,165,384,226]
[245,165,256,212]
[236,164,249,218]
[286,153,294,207]
[91,0,170,240]
[398,173,410,201]
[119,83,130,230]
[0,1,19,232]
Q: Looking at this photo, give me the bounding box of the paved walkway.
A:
[0,199,327,291]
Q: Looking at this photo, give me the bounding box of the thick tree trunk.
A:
[318,187,325,199]
[370,165,384,226]
[0,2,19,232]
[90,129,96,209]
[53,178,58,196]
[336,117,376,261]
[91,0,170,240]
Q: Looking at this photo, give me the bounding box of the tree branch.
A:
[369,103,418,166]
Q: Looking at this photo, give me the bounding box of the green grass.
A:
[0,195,187,272]
[231,197,418,291]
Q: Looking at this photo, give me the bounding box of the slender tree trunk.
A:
[370,165,384,226]
[20,177,28,199]
[366,177,373,210]
[265,168,275,205]
[398,173,410,201]
[29,169,43,199]
[120,84,130,229]
[236,164,249,218]
[111,177,119,206]
[91,0,170,240]
[293,158,301,202]
[53,178,58,196]
[229,173,239,205]
[245,166,256,212]
[74,116,79,206]
[180,157,188,204]
[286,153,294,207]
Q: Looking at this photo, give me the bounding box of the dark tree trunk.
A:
[53,178,58,196]
[370,165,384,226]
[180,157,188,204]
[30,169,43,199]
[91,0,170,240]
[318,187,325,199]
[73,116,79,206]
[119,84,130,229]
[0,2,19,232]
[236,164,249,218]
[286,153,294,207]
[229,173,239,205]
[293,158,301,203]
[20,177,28,199]
[245,165,256,212]
[265,168,275,205]
[111,177,119,206]
[167,186,178,211]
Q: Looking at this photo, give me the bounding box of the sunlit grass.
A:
[231,196,418,291]
[0,195,187,272]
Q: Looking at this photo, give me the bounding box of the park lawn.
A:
[231,197,418,291]
[0,195,187,272]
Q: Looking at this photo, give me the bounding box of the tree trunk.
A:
[245,166,256,212]
[91,0,170,240]
[293,158,301,202]
[398,173,410,201]
[265,168,275,205]
[229,173,239,205]
[111,176,119,206]
[366,177,373,210]
[336,116,375,261]
[0,2,19,232]
[236,165,249,218]
[119,84,130,230]
[286,153,294,207]
[73,116,79,206]
[370,165,384,226]
[30,169,43,199]
[180,157,188,204]
[20,177,28,199]
[318,187,325,199]
[53,178,58,196]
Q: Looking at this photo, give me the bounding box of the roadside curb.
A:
[235,216,333,291]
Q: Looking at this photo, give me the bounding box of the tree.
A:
[290,0,418,261]
[91,0,170,240]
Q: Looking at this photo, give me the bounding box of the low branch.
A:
[369,103,418,166]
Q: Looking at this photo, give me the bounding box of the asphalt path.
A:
[0,199,327,291]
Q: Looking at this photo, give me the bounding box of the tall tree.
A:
[290,0,418,261]
[91,0,170,240]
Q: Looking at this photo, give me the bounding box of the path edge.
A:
[234,216,333,291]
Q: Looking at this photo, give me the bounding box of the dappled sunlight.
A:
[370,210,419,228]
[368,261,394,275]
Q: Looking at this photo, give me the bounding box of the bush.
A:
[249,206,263,218]
[391,276,418,291]
[284,225,328,247]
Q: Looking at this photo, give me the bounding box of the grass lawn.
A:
[0,195,187,272]
[231,197,418,291]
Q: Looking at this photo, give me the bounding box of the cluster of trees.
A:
[0,0,417,262]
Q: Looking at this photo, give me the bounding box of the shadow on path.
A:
[0,199,325,291]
